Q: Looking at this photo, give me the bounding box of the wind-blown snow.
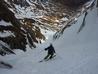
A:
[0,4,98,74]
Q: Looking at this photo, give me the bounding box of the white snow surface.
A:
[0,20,14,37]
[0,30,15,37]
[0,32,14,38]
[0,20,12,26]
[0,6,98,74]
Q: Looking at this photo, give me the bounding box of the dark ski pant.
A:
[44,53,53,60]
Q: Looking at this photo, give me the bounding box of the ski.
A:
[39,55,56,63]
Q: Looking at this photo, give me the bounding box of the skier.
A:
[44,44,56,60]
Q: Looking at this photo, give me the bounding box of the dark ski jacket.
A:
[45,44,55,54]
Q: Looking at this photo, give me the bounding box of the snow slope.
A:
[0,4,98,74]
